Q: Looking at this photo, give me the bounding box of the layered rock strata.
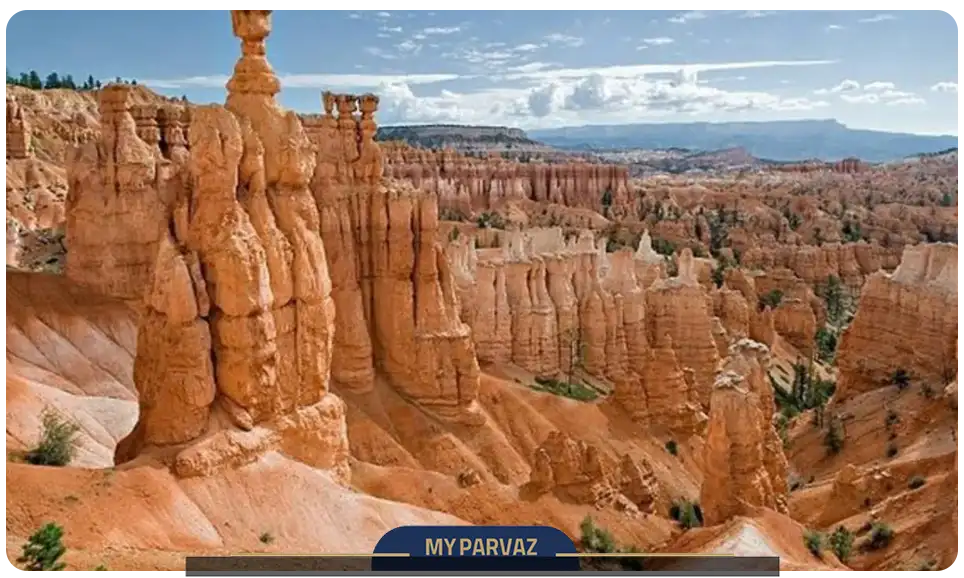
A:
[64,87,190,300]
[701,340,790,525]
[6,95,31,159]
[834,243,958,402]
[381,142,633,218]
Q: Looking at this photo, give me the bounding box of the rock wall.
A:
[116,10,350,482]
[381,142,633,218]
[742,242,901,288]
[448,228,715,434]
[64,88,190,300]
[834,243,958,402]
[701,340,789,525]
[6,95,31,159]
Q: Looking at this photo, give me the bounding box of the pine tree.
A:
[17,522,67,570]
[28,70,43,89]
[44,72,61,89]
[86,75,96,90]
[62,74,76,90]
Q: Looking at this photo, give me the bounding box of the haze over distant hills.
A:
[526,120,957,163]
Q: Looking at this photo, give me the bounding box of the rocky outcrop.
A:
[834,243,958,402]
[645,250,721,407]
[6,95,31,159]
[382,142,633,218]
[701,340,789,526]
[741,242,901,288]
[63,86,176,300]
[528,431,626,509]
[305,93,483,424]
[115,10,349,484]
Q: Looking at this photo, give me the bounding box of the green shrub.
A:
[804,529,823,557]
[824,419,844,455]
[448,227,460,241]
[259,531,274,544]
[758,289,784,311]
[94,565,108,571]
[25,410,80,467]
[891,368,911,390]
[815,328,838,363]
[579,516,616,553]
[669,499,703,529]
[886,410,899,427]
[665,440,678,456]
[829,526,854,562]
[531,377,598,402]
[908,475,926,489]
[867,522,894,550]
[886,443,898,458]
[476,212,505,230]
[17,522,67,570]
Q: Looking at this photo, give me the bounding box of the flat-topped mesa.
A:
[65,84,169,301]
[701,339,789,526]
[116,11,349,483]
[834,243,958,402]
[6,95,32,159]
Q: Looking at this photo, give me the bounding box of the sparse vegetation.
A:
[908,475,926,489]
[94,565,108,571]
[829,526,854,562]
[579,516,616,553]
[531,377,598,402]
[440,207,468,222]
[866,522,894,550]
[804,529,823,557]
[886,443,898,458]
[886,409,900,427]
[891,368,911,391]
[669,499,703,529]
[917,558,938,570]
[758,289,784,311]
[259,531,274,545]
[448,227,460,242]
[814,328,838,364]
[17,522,67,570]
[841,220,863,243]
[475,211,506,230]
[25,409,80,467]
[651,237,676,257]
[824,417,845,455]
[665,440,678,456]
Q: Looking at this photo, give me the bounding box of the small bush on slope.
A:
[25,409,80,467]
[18,522,67,570]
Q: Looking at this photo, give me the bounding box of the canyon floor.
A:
[5,10,959,573]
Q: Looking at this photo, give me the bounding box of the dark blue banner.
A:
[372,525,579,571]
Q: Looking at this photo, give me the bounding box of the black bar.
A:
[185,555,780,575]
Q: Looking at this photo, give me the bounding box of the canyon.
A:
[5,10,958,572]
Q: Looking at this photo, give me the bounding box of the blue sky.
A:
[6,10,959,134]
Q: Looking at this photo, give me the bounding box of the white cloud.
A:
[641,37,675,46]
[841,93,879,104]
[423,26,461,35]
[348,13,361,19]
[824,24,845,31]
[507,61,557,74]
[364,46,397,60]
[668,11,707,24]
[380,26,403,33]
[504,59,834,82]
[513,43,543,52]
[376,11,391,18]
[859,14,896,23]
[863,81,896,92]
[140,71,463,90]
[396,40,421,55]
[886,96,926,106]
[930,81,958,93]
[813,79,860,95]
[544,33,585,47]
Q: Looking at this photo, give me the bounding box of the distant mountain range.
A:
[527,120,958,163]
